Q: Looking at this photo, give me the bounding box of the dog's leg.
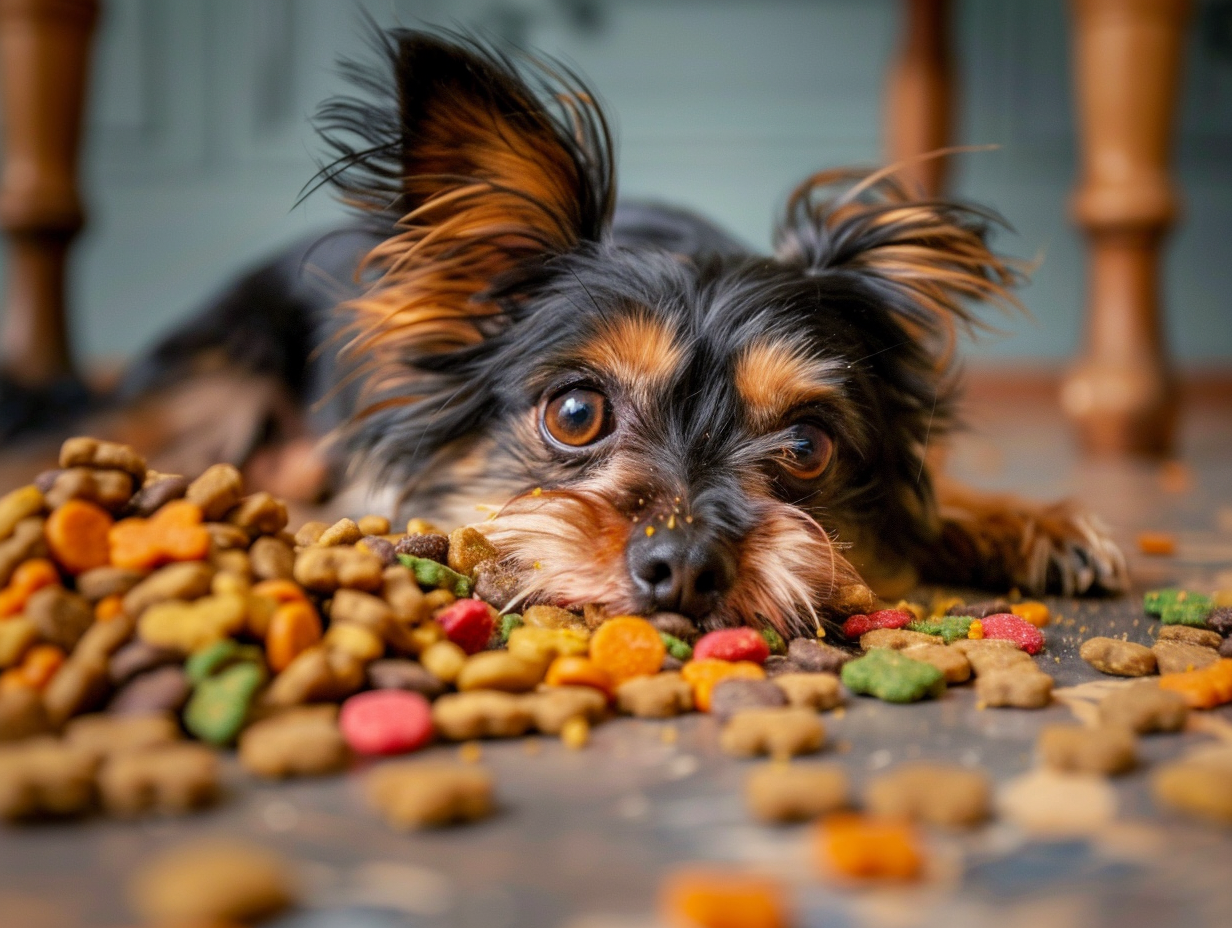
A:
[919,476,1128,596]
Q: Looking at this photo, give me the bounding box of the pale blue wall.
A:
[4,0,1230,366]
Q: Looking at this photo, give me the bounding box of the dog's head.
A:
[318,31,1021,635]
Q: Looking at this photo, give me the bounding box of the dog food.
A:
[1157,624,1222,648]
[681,658,766,712]
[1152,756,1232,824]
[905,614,974,643]
[590,615,667,683]
[772,672,844,711]
[239,706,350,778]
[865,763,992,828]
[693,627,771,664]
[659,867,789,928]
[1144,588,1214,627]
[1079,637,1158,676]
[975,667,1054,708]
[339,689,434,755]
[786,637,852,673]
[431,691,533,740]
[1099,681,1189,733]
[745,762,850,823]
[0,737,98,820]
[1010,600,1051,627]
[128,839,294,924]
[841,609,912,639]
[615,671,694,717]
[841,648,945,703]
[544,655,615,696]
[366,761,494,829]
[708,678,787,720]
[1152,639,1220,674]
[977,613,1045,654]
[1037,724,1136,775]
[436,599,496,654]
[719,706,825,760]
[457,651,545,692]
[98,742,220,816]
[816,813,922,880]
[1158,658,1232,708]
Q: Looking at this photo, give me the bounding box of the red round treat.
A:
[693,627,771,664]
[980,613,1045,655]
[841,609,912,639]
[437,599,495,655]
[338,689,433,755]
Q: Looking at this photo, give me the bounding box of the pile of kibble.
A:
[2,437,1232,927]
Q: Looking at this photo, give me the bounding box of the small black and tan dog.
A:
[106,30,1125,635]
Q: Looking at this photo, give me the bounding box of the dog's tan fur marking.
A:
[577,313,682,403]
[734,339,841,433]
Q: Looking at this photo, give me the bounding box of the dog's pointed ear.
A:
[773,168,1024,359]
[315,30,614,359]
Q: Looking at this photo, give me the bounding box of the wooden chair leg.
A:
[885,0,953,197]
[1061,0,1192,458]
[0,0,99,388]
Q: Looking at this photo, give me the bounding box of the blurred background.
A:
[1,0,1228,372]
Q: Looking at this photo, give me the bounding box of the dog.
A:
[82,29,1126,635]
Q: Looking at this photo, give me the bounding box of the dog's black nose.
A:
[626,524,735,618]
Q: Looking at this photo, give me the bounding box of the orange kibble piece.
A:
[251,579,309,605]
[15,645,66,691]
[816,813,922,881]
[1159,659,1232,709]
[544,654,615,697]
[589,616,666,684]
[0,558,60,617]
[1137,531,1177,556]
[45,500,113,574]
[967,619,985,640]
[95,594,125,622]
[265,600,323,672]
[680,658,766,712]
[1010,601,1051,628]
[108,500,210,570]
[660,867,788,928]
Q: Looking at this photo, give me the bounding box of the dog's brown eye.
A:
[780,423,833,480]
[543,387,611,447]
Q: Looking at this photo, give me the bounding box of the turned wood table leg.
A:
[1061,0,1191,458]
[885,0,953,197]
[0,0,99,388]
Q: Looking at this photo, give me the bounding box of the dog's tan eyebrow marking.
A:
[734,339,842,431]
[576,312,682,400]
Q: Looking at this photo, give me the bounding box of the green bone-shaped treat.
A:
[840,648,945,703]
[398,554,473,597]
[906,615,975,644]
[499,613,524,645]
[1160,595,1213,627]
[185,639,265,686]
[759,627,787,656]
[183,661,266,745]
[660,632,693,662]
[1144,588,1185,616]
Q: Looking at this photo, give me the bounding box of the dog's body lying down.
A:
[102,30,1125,635]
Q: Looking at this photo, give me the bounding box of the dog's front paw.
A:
[1017,504,1128,597]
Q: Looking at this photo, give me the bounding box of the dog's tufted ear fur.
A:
[773,167,1024,366]
[312,30,614,375]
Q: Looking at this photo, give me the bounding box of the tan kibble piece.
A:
[997,768,1118,836]
[432,691,533,740]
[522,603,585,630]
[382,565,430,626]
[128,839,294,924]
[615,671,694,718]
[323,623,385,663]
[975,668,1053,708]
[405,621,446,656]
[239,705,350,778]
[421,639,468,684]
[357,514,391,536]
[331,589,393,637]
[1152,639,1220,675]
[262,647,365,708]
[250,536,295,581]
[227,492,288,536]
[1038,724,1136,776]
[1098,681,1188,733]
[98,743,220,817]
[951,637,1017,656]
[76,565,148,602]
[964,645,1035,676]
[205,521,251,550]
[0,686,52,742]
[43,656,110,726]
[719,707,825,760]
[0,517,49,587]
[457,651,545,693]
[860,628,937,651]
[138,593,247,654]
[294,546,383,593]
[865,763,992,827]
[405,517,439,535]
[835,582,877,615]
[447,525,498,576]
[295,521,328,547]
[745,762,849,823]
[0,485,44,540]
[123,561,215,618]
[771,672,844,710]
[0,617,38,669]
[0,737,99,820]
[425,589,456,612]
[904,644,972,684]
[211,550,252,583]
[1153,757,1232,824]
[1079,637,1157,676]
[1157,625,1223,649]
[367,761,493,829]
[527,686,607,734]
[185,463,244,520]
[60,436,146,481]
[45,467,134,513]
[318,518,363,547]
[25,586,94,651]
[73,612,136,664]
[507,626,590,665]
[65,712,180,761]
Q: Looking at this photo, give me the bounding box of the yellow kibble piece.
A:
[968,620,985,640]
[421,639,467,684]
[561,716,590,750]
[1011,601,1051,628]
